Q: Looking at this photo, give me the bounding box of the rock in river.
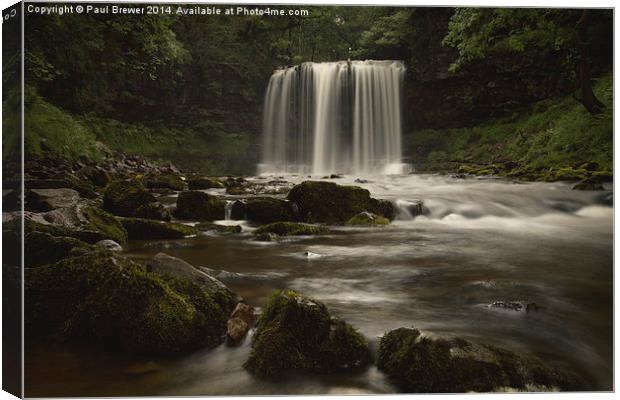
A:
[245,289,370,378]
[103,180,170,221]
[226,303,256,346]
[173,191,225,221]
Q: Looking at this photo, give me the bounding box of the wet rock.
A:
[245,289,370,378]
[77,166,110,187]
[304,251,322,259]
[572,178,604,191]
[173,191,225,221]
[287,181,394,224]
[120,218,198,240]
[25,251,232,354]
[245,197,294,224]
[25,188,81,212]
[377,327,582,393]
[96,239,123,252]
[227,303,256,346]
[187,176,225,190]
[354,178,369,184]
[346,211,390,226]
[595,192,613,207]
[146,252,238,310]
[230,200,246,220]
[330,174,343,179]
[195,222,242,234]
[254,232,279,242]
[488,301,541,312]
[103,180,170,221]
[253,222,329,237]
[142,173,185,191]
[24,177,97,199]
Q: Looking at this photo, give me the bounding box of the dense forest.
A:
[4,6,614,175]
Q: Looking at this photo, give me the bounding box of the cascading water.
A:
[258,60,408,175]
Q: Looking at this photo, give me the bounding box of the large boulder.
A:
[253,222,329,239]
[24,231,92,268]
[142,173,185,191]
[173,191,225,221]
[25,251,233,354]
[287,181,394,224]
[245,290,370,378]
[145,252,237,311]
[377,327,582,393]
[187,177,225,190]
[230,200,246,220]
[120,218,197,240]
[24,176,97,199]
[25,188,81,212]
[245,197,294,224]
[103,180,170,221]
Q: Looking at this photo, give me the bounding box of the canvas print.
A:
[1,2,614,397]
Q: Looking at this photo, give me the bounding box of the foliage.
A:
[405,72,613,171]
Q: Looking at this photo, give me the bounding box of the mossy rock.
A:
[254,222,329,237]
[195,222,242,234]
[173,191,225,221]
[245,197,294,224]
[187,177,225,190]
[25,251,231,354]
[24,232,93,268]
[287,181,393,224]
[24,177,98,199]
[82,206,128,244]
[120,218,198,240]
[245,289,370,378]
[143,173,185,191]
[572,179,605,191]
[377,327,582,393]
[103,180,170,221]
[346,212,390,226]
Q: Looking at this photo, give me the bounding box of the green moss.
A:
[346,212,390,227]
[195,222,242,234]
[142,173,185,191]
[120,217,197,240]
[187,177,225,190]
[173,191,225,221]
[24,231,92,268]
[245,289,370,378]
[287,181,393,224]
[103,180,170,221]
[25,251,230,354]
[82,206,128,244]
[254,222,329,237]
[245,197,294,224]
[377,328,582,393]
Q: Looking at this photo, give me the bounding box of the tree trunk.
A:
[575,9,604,114]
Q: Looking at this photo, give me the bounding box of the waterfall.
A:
[258,60,407,175]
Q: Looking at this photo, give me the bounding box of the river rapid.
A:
[25,173,613,396]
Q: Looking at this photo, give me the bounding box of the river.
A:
[25,173,613,396]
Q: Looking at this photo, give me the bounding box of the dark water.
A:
[25,174,613,396]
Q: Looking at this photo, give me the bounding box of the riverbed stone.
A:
[287,181,394,224]
[25,251,232,354]
[253,222,329,237]
[146,252,237,311]
[195,222,242,234]
[103,180,170,221]
[245,289,370,378]
[377,327,582,393]
[245,197,294,224]
[227,303,256,346]
[120,217,197,240]
[173,191,225,221]
[346,212,390,226]
[187,176,225,190]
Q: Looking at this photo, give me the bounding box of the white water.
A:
[259,60,406,175]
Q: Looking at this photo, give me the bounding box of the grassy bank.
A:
[405,73,613,173]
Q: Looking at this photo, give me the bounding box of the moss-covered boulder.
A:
[120,218,198,240]
[254,222,329,238]
[245,290,370,378]
[25,188,81,212]
[81,206,128,244]
[25,251,232,354]
[187,177,225,190]
[143,173,185,191]
[245,197,294,224]
[195,222,242,234]
[377,327,582,393]
[346,212,390,226]
[24,231,92,268]
[173,191,225,221]
[103,180,170,221]
[287,181,394,224]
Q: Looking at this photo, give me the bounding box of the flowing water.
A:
[259,60,406,175]
[25,174,613,396]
